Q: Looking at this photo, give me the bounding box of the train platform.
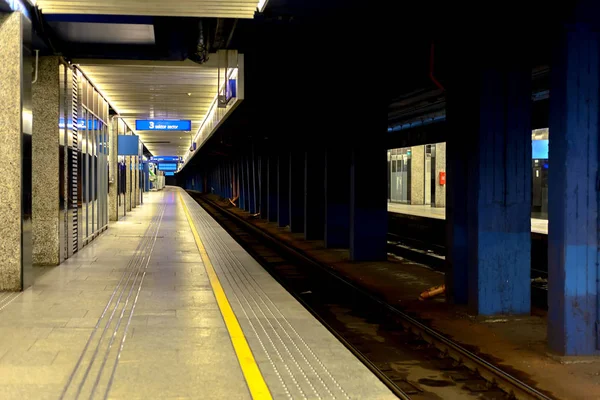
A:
[0,187,395,400]
[202,194,600,400]
[387,203,549,235]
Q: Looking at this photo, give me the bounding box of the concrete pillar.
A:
[325,150,350,248]
[305,151,325,240]
[548,8,600,356]
[0,12,30,290]
[289,151,305,233]
[259,154,268,219]
[434,142,446,208]
[267,154,278,222]
[108,117,118,221]
[32,56,60,266]
[350,147,388,261]
[410,145,425,205]
[247,154,256,213]
[126,154,132,212]
[132,151,138,209]
[277,153,290,227]
[251,148,258,214]
[445,40,531,315]
[240,157,247,210]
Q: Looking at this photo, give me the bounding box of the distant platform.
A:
[388,203,548,235]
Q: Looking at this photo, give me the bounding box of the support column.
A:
[260,153,268,219]
[548,9,600,355]
[126,154,132,212]
[247,154,256,213]
[267,154,278,222]
[135,151,140,206]
[32,56,60,266]
[445,39,532,315]
[350,147,388,261]
[132,150,138,208]
[108,117,118,221]
[434,142,446,208]
[240,157,247,210]
[305,151,325,240]
[289,151,305,233]
[0,12,30,290]
[277,153,290,227]
[410,145,425,205]
[325,150,350,248]
[251,148,258,214]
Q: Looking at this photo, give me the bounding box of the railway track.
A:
[190,192,554,400]
[386,222,549,309]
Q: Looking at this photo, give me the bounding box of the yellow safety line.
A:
[179,193,272,400]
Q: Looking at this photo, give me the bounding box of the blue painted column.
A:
[350,146,388,261]
[289,151,305,233]
[277,153,290,227]
[304,150,325,240]
[548,12,600,356]
[240,156,248,211]
[325,149,350,248]
[446,41,532,315]
[259,153,268,219]
[227,160,233,199]
[268,154,278,222]
[251,147,258,214]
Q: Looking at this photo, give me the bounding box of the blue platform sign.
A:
[118,135,140,156]
[158,164,178,171]
[150,156,181,163]
[136,120,191,131]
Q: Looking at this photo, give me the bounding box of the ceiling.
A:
[50,22,156,45]
[75,58,220,157]
[33,0,264,19]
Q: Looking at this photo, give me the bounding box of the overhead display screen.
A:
[136,120,191,131]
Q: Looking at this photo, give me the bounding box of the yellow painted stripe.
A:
[179,193,272,400]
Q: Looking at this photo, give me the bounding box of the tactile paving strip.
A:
[181,191,351,400]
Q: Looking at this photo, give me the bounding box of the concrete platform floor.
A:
[0,188,395,400]
[387,203,549,235]
[213,195,600,400]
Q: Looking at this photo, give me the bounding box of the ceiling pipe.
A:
[189,19,210,64]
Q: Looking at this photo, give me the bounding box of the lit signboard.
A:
[226,79,237,102]
[532,140,549,159]
[158,164,178,171]
[150,156,181,163]
[118,135,140,156]
[59,118,100,130]
[164,172,175,176]
[136,120,191,131]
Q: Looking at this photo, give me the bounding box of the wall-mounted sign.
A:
[136,120,191,131]
[118,135,140,156]
[164,172,175,176]
[59,118,100,130]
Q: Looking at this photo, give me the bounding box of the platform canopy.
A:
[33,0,265,19]
[75,58,220,157]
